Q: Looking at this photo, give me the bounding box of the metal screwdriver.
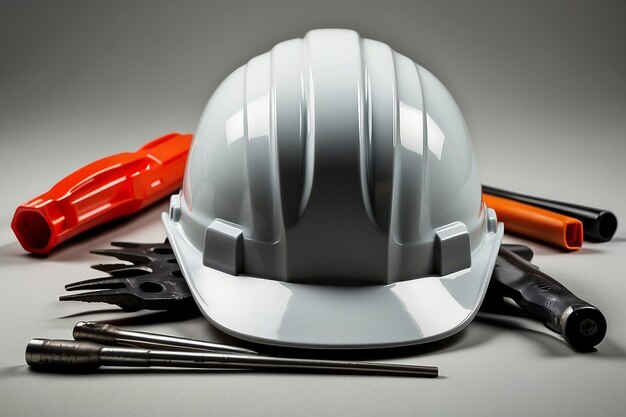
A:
[26,339,439,378]
[72,321,259,355]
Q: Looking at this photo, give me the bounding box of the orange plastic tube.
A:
[483,193,583,251]
[12,133,192,256]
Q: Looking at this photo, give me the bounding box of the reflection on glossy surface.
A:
[426,113,445,159]
[246,93,270,141]
[399,101,423,154]
[225,108,244,145]
[390,274,469,337]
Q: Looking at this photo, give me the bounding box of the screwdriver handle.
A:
[26,339,103,370]
[11,133,192,255]
[491,246,607,350]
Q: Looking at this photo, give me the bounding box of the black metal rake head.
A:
[60,241,196,311]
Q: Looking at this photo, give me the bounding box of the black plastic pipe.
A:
[483,185,618,242]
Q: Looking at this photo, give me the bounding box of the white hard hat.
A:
[162,28,503,349]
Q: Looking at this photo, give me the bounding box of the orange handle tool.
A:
[483,193,583,251]
[11,133,193,256]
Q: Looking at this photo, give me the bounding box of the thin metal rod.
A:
[26,339,439,378]
[73,321,259,356]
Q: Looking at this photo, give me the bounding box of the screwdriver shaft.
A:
[26,339,438,378]
[73,321,259,355]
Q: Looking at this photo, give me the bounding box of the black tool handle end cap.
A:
[562,306,607,351]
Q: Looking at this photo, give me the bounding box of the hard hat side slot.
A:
[202,219,244,276]
[434,222,471,276]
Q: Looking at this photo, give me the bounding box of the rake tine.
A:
[91,265,152,278]
[65,277,128,291]
[109,242,142,248]
[91,263,132,272]
[90,249,150,264]
[60,288,129,301]
[59,290,145,311]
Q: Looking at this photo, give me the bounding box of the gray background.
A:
[1,1,625,416]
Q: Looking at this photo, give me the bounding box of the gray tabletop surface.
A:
[1,1,625,416]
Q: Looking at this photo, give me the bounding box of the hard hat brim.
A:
[163,213,503,349]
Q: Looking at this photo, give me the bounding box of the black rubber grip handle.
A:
[500,243,534,262]
[483,185,618,242]
[490,246,607,350]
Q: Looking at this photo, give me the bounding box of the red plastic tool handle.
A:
[11,133,192,255]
